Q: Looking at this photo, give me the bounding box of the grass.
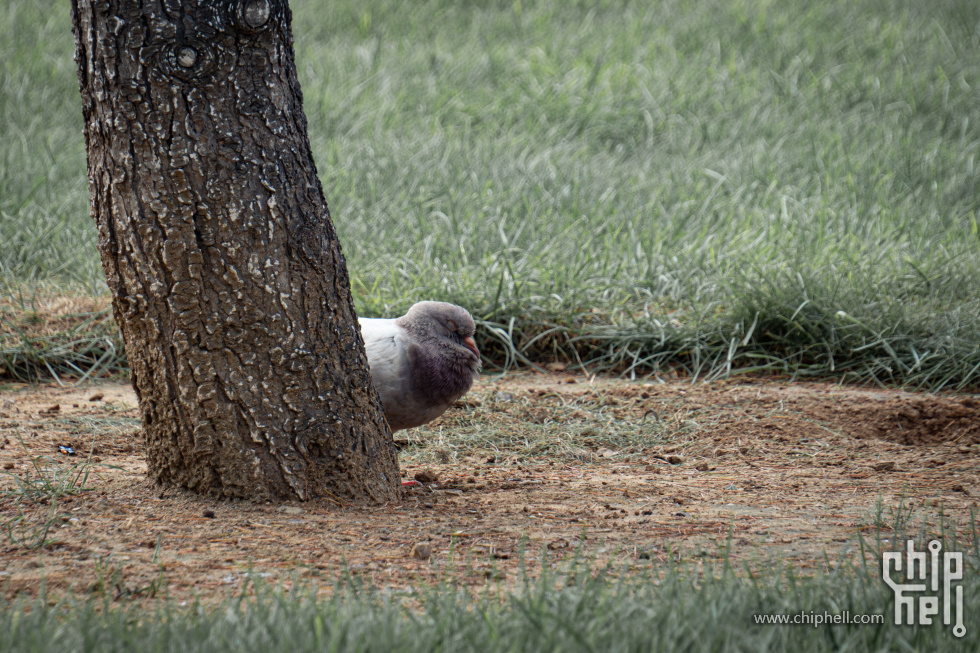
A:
[0,514,976,652]
[396,385,695,466]
[2,0,980,388]
[0,299,122,384]
[0,436,102,550]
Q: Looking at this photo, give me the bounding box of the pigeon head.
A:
[397,301,481,373]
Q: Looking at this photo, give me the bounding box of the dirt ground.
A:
[1,372,978,605]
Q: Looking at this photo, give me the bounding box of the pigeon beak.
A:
[463,336,480,357]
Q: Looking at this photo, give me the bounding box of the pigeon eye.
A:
[446,319,457,331]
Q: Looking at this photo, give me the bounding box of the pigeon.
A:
[358,301,481,431]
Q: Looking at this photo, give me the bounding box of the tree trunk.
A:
[70,0,400,503]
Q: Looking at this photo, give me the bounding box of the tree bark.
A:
[70,0,400,503]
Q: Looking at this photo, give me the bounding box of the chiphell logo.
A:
[882,539,966,638]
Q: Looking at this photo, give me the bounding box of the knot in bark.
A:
[159,38,215,81]
[233,0,279,34]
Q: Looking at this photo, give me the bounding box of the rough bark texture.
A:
[70,0,400,502]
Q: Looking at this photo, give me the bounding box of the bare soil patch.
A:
[1,373,978,605]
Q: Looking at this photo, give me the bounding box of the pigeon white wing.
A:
[358,318,417,430]
[358,318,409,386]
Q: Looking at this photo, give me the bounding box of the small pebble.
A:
[414,469,439,484]
[410,543,432,560]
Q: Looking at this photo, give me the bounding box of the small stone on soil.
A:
[414,469,439,484]
[410,543,432,560]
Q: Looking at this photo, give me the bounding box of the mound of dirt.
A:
[810,394,980,446]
